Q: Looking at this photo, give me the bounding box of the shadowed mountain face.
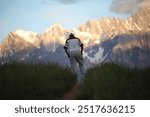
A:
[94,32,150,68]
[0,7,150,68]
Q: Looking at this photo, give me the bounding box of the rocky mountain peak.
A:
[14,29,38,44]
[46,24,64,33]
[131,6,150,31]
[42,24,68,46]
[0,6,150,68]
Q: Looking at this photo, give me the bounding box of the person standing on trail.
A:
[64,33,85,83]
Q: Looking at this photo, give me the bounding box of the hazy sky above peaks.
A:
[0,0,133,42]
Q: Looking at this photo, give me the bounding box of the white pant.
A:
[69,51,85,79]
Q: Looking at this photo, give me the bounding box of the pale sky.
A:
[0,0,128,42]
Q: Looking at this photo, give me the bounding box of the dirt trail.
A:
[61,84,80,100]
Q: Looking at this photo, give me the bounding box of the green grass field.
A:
[77,63,150,100]
[0,62,76,100]
[1,62,150,100]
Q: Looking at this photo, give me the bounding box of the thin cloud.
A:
[110,0,150,14]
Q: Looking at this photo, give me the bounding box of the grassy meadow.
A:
[1,62,150,100]
[0,62,76,99]
[77,63,150,100]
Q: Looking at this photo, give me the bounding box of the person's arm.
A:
[64,46,70,58]
[78,39,84,55]
[64,40,70,58]
[80,44,84,55]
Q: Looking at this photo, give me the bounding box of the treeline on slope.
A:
[0,62,76,99]
[77,63,150,100]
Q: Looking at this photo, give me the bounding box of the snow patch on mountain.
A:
[15,29,37,44]
[84,46,104,63]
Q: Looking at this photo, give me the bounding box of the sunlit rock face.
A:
[0,7,150,68]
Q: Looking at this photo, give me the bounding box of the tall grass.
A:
[0,62,76,100]
[77,63,150,100]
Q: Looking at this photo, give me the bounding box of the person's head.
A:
[69,33,75,38]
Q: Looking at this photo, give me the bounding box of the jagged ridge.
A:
[0,6,150,68]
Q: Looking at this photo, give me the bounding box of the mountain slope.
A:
[80,6,150,68]
[0,6,150,68]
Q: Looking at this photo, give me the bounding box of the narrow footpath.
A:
[61,84,80,100]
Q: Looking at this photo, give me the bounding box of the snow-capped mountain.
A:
[15,29,38,44]
[0,6,150,68]
[77,6,150,68]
